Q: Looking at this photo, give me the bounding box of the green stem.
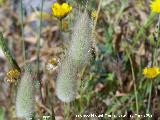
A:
[36,0,44,104]
[59,19,63,31]
[51,105,56,120]
[20,0,26,62]
[36,2,44,73]
[157,14,160,39]
[153,15,160,66]
[146,14,160,115]
[126,49,139,118]
[92,0,102,48]
[146,80,152,114]
[64,103,71,119]
[0,33,21,72]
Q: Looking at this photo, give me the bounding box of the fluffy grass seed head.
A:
[150,0,160,13]
[56,11,93,102]
[68,11,92,66]
[143,66,160,79]
[16,69,34,119]
[56,57,78,102]
[52,2,72,18]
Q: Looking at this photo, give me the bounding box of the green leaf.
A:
[107,73,114,81]
[0,108,4,120]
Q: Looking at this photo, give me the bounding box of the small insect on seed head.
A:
[46,57,58,72]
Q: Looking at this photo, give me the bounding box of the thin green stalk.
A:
[64,103,71,119]
[51,105,56,120]
[126,49,139,118]
[146,48,155,114]
[147,14,160,115]
[153,15,160,66]
[36,0,44,104]
[157,14,160,38]
[0,33,21,72]
[79,65,87,112]
[146,80,152,114]
[92,0,102,48]
[92,0,102,32]
[20,0,26,62]
[59,19,63,31]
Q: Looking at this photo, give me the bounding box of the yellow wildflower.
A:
[52,2,72,18]
[143,66,160,79]
[91,10,97,18]
[6,68,21,83]
[150,0,160,13]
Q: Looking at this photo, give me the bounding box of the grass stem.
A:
[20,0,26,62]
[146,80,152,114]
[92,0,102,48]
[36,0,44,104]
[126,49,139,119]
[146,14,160,117]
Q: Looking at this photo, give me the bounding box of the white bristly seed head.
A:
[56,57,78,102]
[16,70,34,119]
[56,11,92,102]
[68,11,92,66]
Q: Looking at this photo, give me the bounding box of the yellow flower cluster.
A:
[52,2,72,18]
[150,0,160,13]
[91,10,97,18]
[6,68,21,83]
[143,66,160,79]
